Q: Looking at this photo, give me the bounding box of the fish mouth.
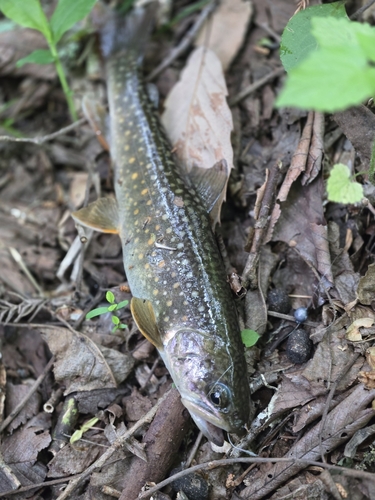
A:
[181,398,231,446]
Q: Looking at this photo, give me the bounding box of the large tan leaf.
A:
[161,46,233,175]
[195,0,253,71]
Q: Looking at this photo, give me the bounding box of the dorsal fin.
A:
[131,297,163,350]
[190,160,229,229]
[71,197,119,234]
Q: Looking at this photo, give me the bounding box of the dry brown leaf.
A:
[358,371,375,389]
[195,0,253,71]
[346,317,374,342]
[39,326,134,394]
[357,263,375,305]
[278,111,314,202]
[162,46,233,175]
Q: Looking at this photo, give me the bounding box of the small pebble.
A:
[267,289,291,314]
[294,307,308,324]
[286,328,312,364]
[170,468,209,500]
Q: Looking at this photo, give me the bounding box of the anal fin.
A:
[71,197,119,234]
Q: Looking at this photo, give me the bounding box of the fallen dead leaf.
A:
[357,263,375,305]
[195,0,253,71]
[346,317,374,342]
[39,326,134,394]
[162,47,233,175]
[358,371,375,389]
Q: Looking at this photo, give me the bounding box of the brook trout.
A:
[72,5,253,445]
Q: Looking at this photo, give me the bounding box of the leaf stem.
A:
[49,42,78,122]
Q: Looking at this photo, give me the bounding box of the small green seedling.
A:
[241,329,260,348]
[86,290,128,333]
[276,1,375,197]
[70,416,99,444]
[0,0,98,121]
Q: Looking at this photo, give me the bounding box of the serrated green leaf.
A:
[280,1,347,72]
[106,290,115,304]
[16,49,54,67]
[111,315,120,325]
[276,48,375,111]
[0,0,51,37]
[327,164,363,204]
[50,0,97,44]
[241,329,260,348]
[86,306,109,319]
[116,300,129,310]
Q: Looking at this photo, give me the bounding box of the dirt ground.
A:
[1,0,375,499]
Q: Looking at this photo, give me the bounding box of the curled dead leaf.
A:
[358,370,375,389]
[346,317,374,342]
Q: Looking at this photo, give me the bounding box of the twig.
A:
[0,118,86,145]
[350,0,375,20]
[267,310,318,328]
[146,0,218,81]
[0,473,83,498]
[8,247,45,297]
[0,356,55,433]
[241,161,283,288]
[229,66,284,106]
[254,20,281,43]
[137,456,375,499]
[319,353,360,463]
[55,390,171,500]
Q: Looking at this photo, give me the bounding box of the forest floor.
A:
[1,0,375,499]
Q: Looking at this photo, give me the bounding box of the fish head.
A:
[161,327,251,445]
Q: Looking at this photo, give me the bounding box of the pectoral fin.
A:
[71,197,119,234]
[131,297,163,350]
[190,160,229,229]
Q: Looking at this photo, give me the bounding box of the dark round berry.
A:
[267,289,291,314]
[286,328,312,364]
[170,469,209,500]
[294,307,308,323]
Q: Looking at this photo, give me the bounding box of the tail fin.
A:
[100,2,157,61]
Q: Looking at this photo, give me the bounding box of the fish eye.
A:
[208,383,231,409]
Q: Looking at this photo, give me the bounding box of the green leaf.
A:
[116,300,129,310]
[277,16,375,111]
[0,0,50,37]
[106,290,115,304]
[16,49,54,67]
[50,0,97,44]
[327,164,363,204]
[107,304,117,312]
[280,1,347,72]
[241,329,260,348]
[111,315,120,325]
[118,323,128,329]
[276,48,375,111]
[86,306,109,319]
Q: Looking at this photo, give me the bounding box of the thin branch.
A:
[138,456,375,499]
[146,0,218,82]
[350,0,375,20]
[0,118,86,145]
[229,66,284,107]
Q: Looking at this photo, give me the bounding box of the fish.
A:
[72,4,253,445]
